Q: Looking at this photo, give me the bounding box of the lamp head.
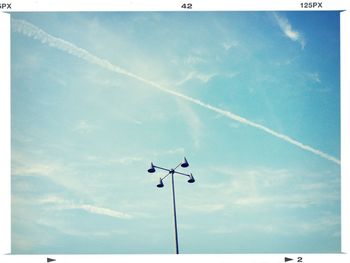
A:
[148,162,156,173]
[157,178,164,188]
[181,157,189,168]
[187,173,195,183]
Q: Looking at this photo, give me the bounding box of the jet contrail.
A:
[12,19,340,165]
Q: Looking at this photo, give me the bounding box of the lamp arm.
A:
[161,172,171,181]
[173,171,190,177]
[154,165,171,172]
[173,162,182,170]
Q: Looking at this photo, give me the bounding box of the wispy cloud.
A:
[73,120,96,134]
[222,40,238,51]
[184,55,206,65]
[13,195,130,241]
[209,223,283,235]
[176,98,202,148]
[196,166,339,210]
[109,156,144,165]
[209,214,340,236]
[12,163,60,176]
[84,154,144,165]
[233,195,272,206]
[39,195,133,219]
[12,19,339,165]
[165,147,185,155]
[12,154,108,199]
[37,217,128,238]
[12,154,62,177]
[175,71,238,86]
[183,203,225,213]
[175,71,216,86]
[273,13,306,49]
[289,214,340,234]
[307,72,321,83]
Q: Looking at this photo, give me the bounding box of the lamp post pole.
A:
[170,171,179,254]
[147,158,195,254]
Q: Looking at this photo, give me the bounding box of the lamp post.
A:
[147,157,195,254]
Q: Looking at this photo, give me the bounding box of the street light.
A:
[147,157,195,254]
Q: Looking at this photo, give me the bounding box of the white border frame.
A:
[1,1,349,263]
[0,11,11,256]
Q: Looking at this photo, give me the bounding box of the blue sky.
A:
[11,11,340,254]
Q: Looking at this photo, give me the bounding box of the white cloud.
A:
[130,118,143,125]
[12,153,105,199]
[183,203,225,213]
[233,196,272,206]
[208,223,284,235]
[72,204,133,219]
[209,214,340,236]
[175,71,216,86]
[222,41,238,51]
[307,72,321,83]
[184,55,205,65]
[274,56,298,67]
[176,98,202,148]
[12,163,59,176]
[289,214,340,234]
[165,147,185,155]
[84,154,144,166]
[109,156,144,165]
[12,154,62,177]
[273,13,306,49]
[73,120,95,134]
[174,71,238,86]
[197,166,339,211]
[39,195,133,219]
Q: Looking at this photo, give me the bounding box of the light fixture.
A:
[181,157,189,168]
[148,162,156,173]
[156,178,164,188]
[187,173,195,183]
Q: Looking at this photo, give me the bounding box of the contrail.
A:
[12,19,340,165]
